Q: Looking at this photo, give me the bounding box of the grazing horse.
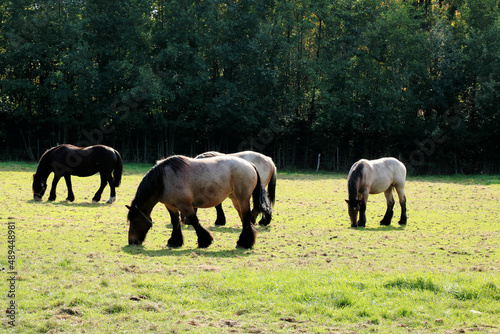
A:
[345,157,407,227]
[127,155,272,249]
[32,144,123,203]
[195,151,277,226]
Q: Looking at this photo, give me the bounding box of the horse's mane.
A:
[134,155,190,206]
[347,161,364,203]
[35,145,62,174]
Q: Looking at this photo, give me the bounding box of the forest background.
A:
[1,0,499,174]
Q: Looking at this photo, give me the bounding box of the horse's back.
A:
[196,151,276,186]
[230,151,275,185]
[164,155,257,209]
[369,157,406,192]
[191,155,257,186]
[65,144,119,176]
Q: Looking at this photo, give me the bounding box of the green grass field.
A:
[1,162,499,333]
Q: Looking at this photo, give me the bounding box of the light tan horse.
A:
[127,155,272,249]
[195,151,277,226]
[345,157,407,227]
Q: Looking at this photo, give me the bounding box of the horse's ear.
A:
[125,205,131,210]
[345,199,350,204]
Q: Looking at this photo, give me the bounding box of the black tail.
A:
[252,167,272,218]
[112,150,123,187]
[268,166,277,206]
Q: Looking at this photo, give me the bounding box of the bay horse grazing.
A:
[346,157,407,227]
[32,144,123,203]
[127,155,272,249]
[195,151,277,226]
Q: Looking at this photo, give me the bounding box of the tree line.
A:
[1,0,499,173]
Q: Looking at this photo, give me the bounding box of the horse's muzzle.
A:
[33,194,43,201]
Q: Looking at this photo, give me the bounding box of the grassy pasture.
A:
[0,162,499,333]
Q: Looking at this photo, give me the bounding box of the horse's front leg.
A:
[92,173,107,202]
[233,199,257,249]
[380,188,395,226]
[180,205,213,248]
[214,203,227,226]
[167,209,184,248]
[357,200,367,227]
[64,175,75,202]
[258,209,272,226]
[48,175,61,201]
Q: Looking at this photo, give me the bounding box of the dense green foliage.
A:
[1,0,500,172]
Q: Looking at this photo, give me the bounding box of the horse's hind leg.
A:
[64,175,75,202]
[233,199,257,249]
[106,173,117,204]
[167,209,184,248]
[380,187,395,226]
[396,187,407,225]
[214,204,227,226]
[92,173,108,202]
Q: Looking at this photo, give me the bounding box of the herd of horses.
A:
[32,144,407,249]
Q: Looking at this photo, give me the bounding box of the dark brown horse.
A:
[195,151,277,226]
[32,144,123,203]
[127,155,272,249]
[346,157,407,227]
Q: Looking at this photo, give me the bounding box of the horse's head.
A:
[32,174,47,201]
[126,204,153,245]
[345,199,361,227]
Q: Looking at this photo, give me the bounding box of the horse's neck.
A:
[348,171,363,201]
[347,181,359,201]
[35,161,53,180]
[135,196,159,216]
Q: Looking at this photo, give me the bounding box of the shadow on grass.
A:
[27,199,112,207]
[173,224,273,234]
[352,225,407,232]
[121,244,253,258]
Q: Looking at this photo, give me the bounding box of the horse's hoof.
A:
[398,220,407,225]
[167,237,183,248]
[214,219,226,226]
[197,236,213,248]
[106,196,116,204]
[258,219,271,226]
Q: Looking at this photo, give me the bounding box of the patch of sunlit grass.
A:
[0,163,499,333]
